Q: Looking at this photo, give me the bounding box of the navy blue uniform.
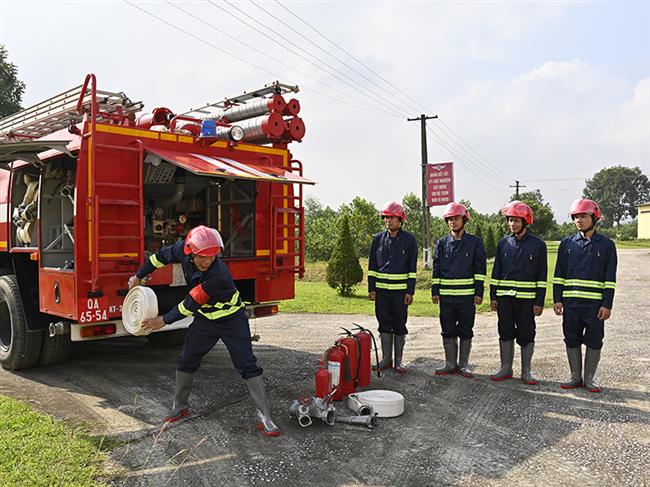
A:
[432,233,487,339]
[368,229,418,335]
[136,240,262,378]
[553,232,617,349]
[490,232,547,346]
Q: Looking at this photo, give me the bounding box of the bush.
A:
[326,214,364,296]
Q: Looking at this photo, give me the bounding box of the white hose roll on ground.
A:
[122,286,159,336]
[348,390,405,418]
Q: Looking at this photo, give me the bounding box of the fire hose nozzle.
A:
[335,414,378,428]
[306,397,336,426]
[289,400,312,428]
[348,394,375,417]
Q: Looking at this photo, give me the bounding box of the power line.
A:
[272,1,514,183]
[124,1,400,119]
[426,126,506,192]
[254,0,428,115]
[208,0,410,117]
[522,177,585,182]
[128,0,513,191]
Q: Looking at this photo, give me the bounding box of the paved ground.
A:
[1,249,649,487]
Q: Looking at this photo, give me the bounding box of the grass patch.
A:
[0,394,112,486]
[284,252,558,316]
[615,239,650,249]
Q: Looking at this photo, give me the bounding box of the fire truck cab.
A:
[0,74,312,370]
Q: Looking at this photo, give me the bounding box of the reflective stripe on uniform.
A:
[604,281,616,289]
[439,288,475,296]
[198,303,244,320]
[197,290,245,319]
[439,278,475,285]
[368,270,409,280]
[562,290,603,300]
[563,279,606,289]
[491,279,536,288]
[149,254,165,269]
[376,282,408,290]
[474,274,486,281]
[178,302,193,316]
[496,289,536,299]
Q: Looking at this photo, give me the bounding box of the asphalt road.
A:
[1,249,648,487]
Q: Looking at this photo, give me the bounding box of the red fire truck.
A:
[0,74,312,370]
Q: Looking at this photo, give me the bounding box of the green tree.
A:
[304,196,338,261]
[474,222,484,246]
[584,165,650,232]
[338,197,383,258]
[402,192,422,242]
[485,225,497,258]
[0,45,25,117]
[326,214,364,296]
[511,190,556,239]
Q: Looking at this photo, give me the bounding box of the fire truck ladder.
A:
[271,159,305,278]
[71,74,145,294]
[0,84,143,143]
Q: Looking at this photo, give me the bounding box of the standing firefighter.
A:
[128,225,281,436]
[553,199,617,393]
[368,201,418,373]
[432,202,487,378]
[490,201,547,385]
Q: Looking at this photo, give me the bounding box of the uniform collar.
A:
[447,231,467,242]
[509,231,529,242]
[386,228,402,238]
[573,231,598,242]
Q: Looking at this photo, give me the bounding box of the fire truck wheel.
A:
[146,329,187,348]
[0,275,44,371]
[39,334,72,366]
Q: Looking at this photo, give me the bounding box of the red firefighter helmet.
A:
[443,202,471,221]
[184,225,224,256]
[502,201,534,225]
[569,198,602,220]
[380,201,406,222]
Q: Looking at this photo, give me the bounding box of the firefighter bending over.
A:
[368,201,418,374]
[489,202,547,385]
[553,199,617,393]
[128,225,281,436]
[432,202,487,378]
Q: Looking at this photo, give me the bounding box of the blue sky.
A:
[1,1,648,221]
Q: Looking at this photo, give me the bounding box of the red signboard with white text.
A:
[426,162,454,206]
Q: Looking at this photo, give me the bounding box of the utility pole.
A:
[510,180,526,198]
[407,113,438,270]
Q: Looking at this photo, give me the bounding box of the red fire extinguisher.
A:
[352,324,379,386]
[315,357,330,399]
[326,343,347,401]
[336,328,361,398]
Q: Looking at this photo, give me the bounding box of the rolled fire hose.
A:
[347,390,404,418]
[122,286,159,336]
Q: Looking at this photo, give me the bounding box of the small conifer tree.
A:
[485,225,497,258]
[475,223,484,246]
[326,214,364,296]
